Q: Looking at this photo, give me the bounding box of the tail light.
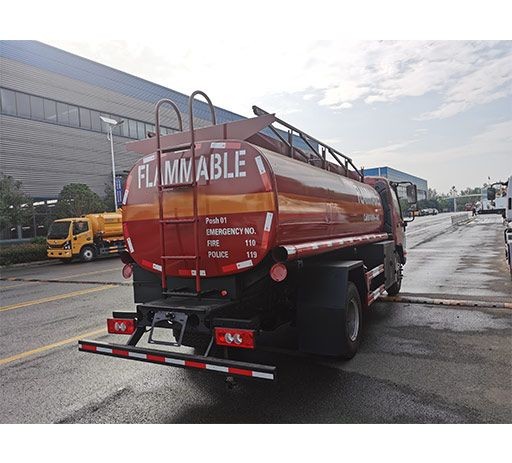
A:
[270,262,287,282]
[214,327,255,349]
[107,318,136,335]
[122,263,133,279]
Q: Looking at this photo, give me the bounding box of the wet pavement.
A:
[0,213,511,423]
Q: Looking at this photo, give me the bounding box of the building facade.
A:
[364,166,428,201]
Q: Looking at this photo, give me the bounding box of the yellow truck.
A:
[47,212,124,263]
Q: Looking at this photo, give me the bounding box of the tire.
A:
[339,282,363,359]
[387,259,403,296]
[386,277,402,296]
[79,245,96,263]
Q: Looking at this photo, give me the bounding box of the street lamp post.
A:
[100,116,124,211]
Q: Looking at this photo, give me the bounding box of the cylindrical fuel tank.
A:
[122,140,384,277]
[86,212,123,239]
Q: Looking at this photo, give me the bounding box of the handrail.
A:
[189,90,216,131]
[252,105,363,181]
[154,98,184,291]
[187,90,217,293]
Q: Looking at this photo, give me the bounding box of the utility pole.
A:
[100,116,125,211]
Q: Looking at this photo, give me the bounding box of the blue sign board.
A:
[115,176,123,206]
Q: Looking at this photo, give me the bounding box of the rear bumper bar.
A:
[78,340,276,381]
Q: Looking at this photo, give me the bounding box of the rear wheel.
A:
[339,282,363,359]
[386,277,402,296]
[79,245,95,263]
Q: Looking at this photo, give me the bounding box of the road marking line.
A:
[59,267,120,280]
[0,267,120,290]
[0,328,106,366]
[0,285,115,312]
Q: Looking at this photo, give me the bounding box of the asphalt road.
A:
[0,213,510,423]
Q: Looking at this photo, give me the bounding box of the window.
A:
[16,92,30,117]
[30,95,44,120]
[112,117,122,136]
[137,121,145,139]
[79,107,91,129]
[44,99,57,122]
[0,88,17,115]
[128,119,137,139]
[120,119,130,138]
[73,221,89,234]
[90,110,101,131]
[0,88,179,144]
[68,105,79,127]
[145,123,155,136]
[57,102,69,125]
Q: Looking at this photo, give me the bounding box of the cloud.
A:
[48,40,511,121]
[313,41,512,119]
[354,140,415,158]
[416,53,512,120]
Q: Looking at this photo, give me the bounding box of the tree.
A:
[0,173,32,238]
[55,183,105,218]
[427,188,438,200]
[103,182,115,212]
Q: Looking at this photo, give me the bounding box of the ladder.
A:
[154,91,217,295]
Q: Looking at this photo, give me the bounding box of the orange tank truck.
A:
[79,91,417,382]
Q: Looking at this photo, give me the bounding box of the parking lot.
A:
[0,213,511,423]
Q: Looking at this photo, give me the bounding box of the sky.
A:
[49,40,512,194]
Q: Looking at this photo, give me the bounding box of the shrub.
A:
[31,236,47,245]
[0,242,47,266]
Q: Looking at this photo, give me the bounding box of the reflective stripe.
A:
[126,238,134,253]
[206,364,229,373]
[122,189,129,205]
[255,156,266,174]
[152,263,162,272]
[236,260,253,270]
[368,284,385,305]
[252,371,274,380]
[264,212,273,232]
[79,343,275,380]
[185,360,206,369]
[143,154,155,163]
[228,367,252,377]
[96,347,112,354]
[179,269,206,276]
[165,358,185,366]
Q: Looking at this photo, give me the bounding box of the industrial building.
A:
[364,166,428,201]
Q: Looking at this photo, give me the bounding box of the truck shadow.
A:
[163,307,470,423]
[166,355,363,423]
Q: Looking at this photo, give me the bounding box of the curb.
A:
[0,260,60,270]
[381,295,512,310]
